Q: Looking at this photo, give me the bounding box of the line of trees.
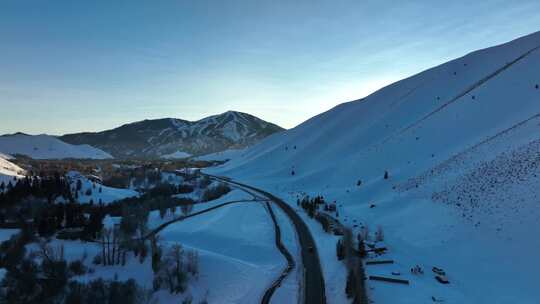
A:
[0,173,73,208]
[298,195,326,218]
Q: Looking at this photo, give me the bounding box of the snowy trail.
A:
[261,201,296,304]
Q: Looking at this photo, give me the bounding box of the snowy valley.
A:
[0,28,539,304]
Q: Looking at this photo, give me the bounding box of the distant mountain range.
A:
[60,111,284,158]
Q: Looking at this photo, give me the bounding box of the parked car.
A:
[432,267,446,276]
[435,275,450,284]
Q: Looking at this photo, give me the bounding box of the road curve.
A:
[206,174,327,304]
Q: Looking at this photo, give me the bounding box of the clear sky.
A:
[1,0,539,135]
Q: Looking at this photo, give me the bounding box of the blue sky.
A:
[1,0,539,134]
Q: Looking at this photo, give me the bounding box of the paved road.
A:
[206,174,327,304]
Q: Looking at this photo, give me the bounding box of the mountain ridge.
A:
[60,110,284,158]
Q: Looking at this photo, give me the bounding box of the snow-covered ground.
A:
[28,189,289,303]
[207,31,540,303]
[162,151,192,159]
[158,200,284,303]
[269,205,300,304]
[66,171,138,204]
[0,153,24,186]
[0,229,19,243]
[0,133,111,159]
[195,148,246,162]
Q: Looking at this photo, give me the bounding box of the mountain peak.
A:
[60,111,284,158]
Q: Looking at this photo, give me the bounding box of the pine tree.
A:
[336,239,344,260]
[358,238,366,258]
[151,236,162,273]
[180,203,193,216]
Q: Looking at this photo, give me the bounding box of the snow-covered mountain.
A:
[60,111,284,158]
[211,31,540,303]
[0,133,112,159]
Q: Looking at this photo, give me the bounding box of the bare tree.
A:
[180,203,193,217]
[99,227,124,266]
[36,241,65,263]
[375,226,384,242]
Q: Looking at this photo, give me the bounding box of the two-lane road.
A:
[205,174,326,304]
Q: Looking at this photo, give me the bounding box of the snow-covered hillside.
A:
[195,148,245,162]
[0,133,112,159]
[60,111,284,158]
[0,153,25,186]
[210,31,540,303]
[66,171,138,205]
[33,190,289,304]
[162,151,192,159]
